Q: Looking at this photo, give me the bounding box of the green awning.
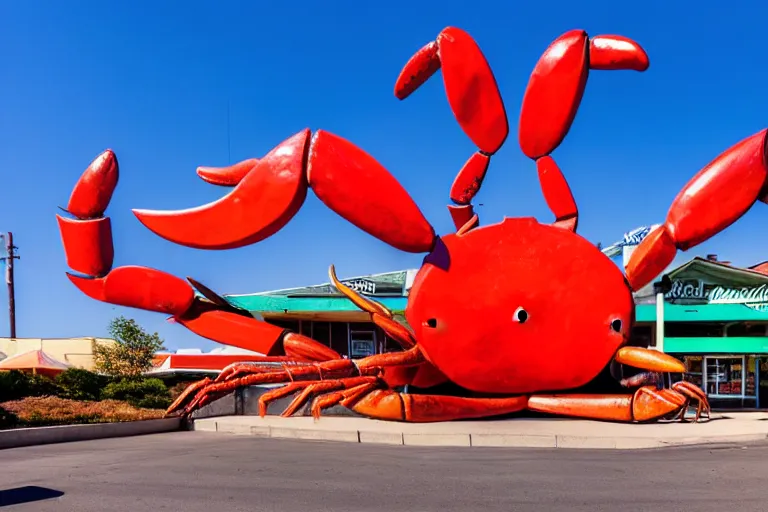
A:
[665,337,768,354]
[225,294,408,314]
[635,303,768,323]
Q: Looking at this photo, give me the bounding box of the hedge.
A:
[101,378,172,409]
[0,368,173,410]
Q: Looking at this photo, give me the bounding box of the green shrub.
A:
[26,373,61,397]
[101,378,171,409]
[0,406,18,430]
[0,370,30,402]
[134,395,172,409]
[0,370,60,402]
[55,368,108,401]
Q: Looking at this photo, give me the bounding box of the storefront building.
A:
[221,269,419,359]
[633,255,768,409]
[183,244,768,411]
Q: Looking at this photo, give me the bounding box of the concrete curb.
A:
[192,417,768,450]
[0,418,182,450]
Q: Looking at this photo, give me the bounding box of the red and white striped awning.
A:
[148,353,292,375]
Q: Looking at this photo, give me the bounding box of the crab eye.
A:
[611,319,623,333]
[513,307,528,323]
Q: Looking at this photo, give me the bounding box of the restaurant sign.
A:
[340,278,378,295]
[279,270,410,297]
[666,279,768,311]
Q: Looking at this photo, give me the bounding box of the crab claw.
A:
[518,30,649,160]
[626,129,768,290]
[394,26,509,155]
[196,158,259,187]
[57,215,114,277]
[65,149,119,219]
[172,299,287,353]
[66,266,195,315]
[134,128,435,254]
[133,129,310,250]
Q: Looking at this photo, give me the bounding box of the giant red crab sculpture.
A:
[58,26,766,423]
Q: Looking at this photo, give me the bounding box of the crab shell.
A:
[406,217,634,395]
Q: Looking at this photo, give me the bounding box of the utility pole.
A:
[0,233,19,338]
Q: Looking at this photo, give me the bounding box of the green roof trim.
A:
[665,337,768,354]
[635,303,768,323]
[225,294,409,314]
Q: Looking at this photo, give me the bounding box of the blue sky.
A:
[2,0,768,351]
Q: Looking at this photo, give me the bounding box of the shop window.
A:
[349,321,375,331]
[746,356,758,397]
[724,323,768,337]
[268,319,300,332]
[311,321,330,346]
[330,323,349,357]
[349,330,376,358]
[629,325,653,348]
[683,356,703,389]
[705,357,744,397]
[759,359,768,408]
[384,334,405,352]
[665,322,724,337]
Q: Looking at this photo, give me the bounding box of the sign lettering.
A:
[665,279,706,300]
[341,278,376,295]
[709,284,768,305]
[665,279,768,311]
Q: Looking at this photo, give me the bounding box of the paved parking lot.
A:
[1,431,766,511]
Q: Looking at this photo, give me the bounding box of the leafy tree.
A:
[93,316,166,379]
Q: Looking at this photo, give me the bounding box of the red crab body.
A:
[407,217,634,395]
[56,25,768,423]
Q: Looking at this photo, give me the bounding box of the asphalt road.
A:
[1,432,766,511]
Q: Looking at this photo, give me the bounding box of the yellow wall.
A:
[0,337,117,371]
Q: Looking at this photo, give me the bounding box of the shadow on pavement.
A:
[0,486,64,507]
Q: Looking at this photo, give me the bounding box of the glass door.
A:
[704,356,745,399]
[348,329,376,358]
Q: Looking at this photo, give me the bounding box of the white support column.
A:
[655,290,665,353]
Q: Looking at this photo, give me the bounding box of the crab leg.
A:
[133,129,436,254]
[611,347,711,420]
[268,376,529,422]
[527,386,693,423]
[518,31,649,232]
[329,267,450,389]
[328,264,417,349]
[58,150,339,361]
[263,376,380,418]
[625,129,768,290]
[536,157,579,232]
[170,347,427,416]
[393,27,509,231]
[347,390,529,422]
[672,381,711,421]
[311,381,383,419]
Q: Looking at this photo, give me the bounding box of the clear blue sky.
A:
[2,0,768,351]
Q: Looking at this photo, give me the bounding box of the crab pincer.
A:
[518,30,650,160]
[393,27,510,226]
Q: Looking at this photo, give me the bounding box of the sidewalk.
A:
[191,411,768,449]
